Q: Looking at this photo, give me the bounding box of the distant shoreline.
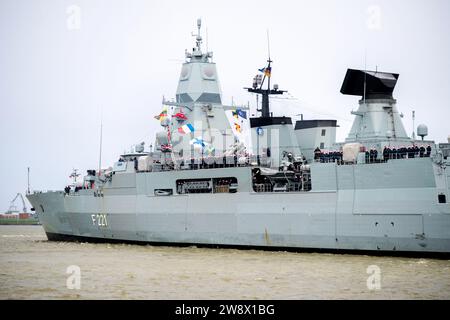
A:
[0,218,40,225]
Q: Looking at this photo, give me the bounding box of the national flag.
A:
[237,109,247,119]
[264,66,271,77]
[178,123,195,134]
[172,112,187,121]
[190,138,207,148]
[258,67,266,73]
[155,106,167,122]
[232,109,247,120]
[234,123,241,133]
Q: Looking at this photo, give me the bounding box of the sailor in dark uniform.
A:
[314,147,321,161]
[319,151,325,163]
[400,146,407,159]
[414,145,419,158]
[407,146,414,158]
[426,145,432,157]
[383,147,389,160]
[419,145,425,157]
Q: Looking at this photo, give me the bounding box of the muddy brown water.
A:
[1,225,449,299]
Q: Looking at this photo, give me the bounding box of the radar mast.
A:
[244,37,286,117]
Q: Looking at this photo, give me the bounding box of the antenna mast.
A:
[98,116,103,176]
[70,169,80,185]
[244,30,285,118]
[363,49,367,104]
[27,167,30,195]
[267,29,272,103]
[193,18,202,51]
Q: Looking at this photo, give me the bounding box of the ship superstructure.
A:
[27,19,450,254]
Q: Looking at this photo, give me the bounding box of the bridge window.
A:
[438,194,446,203]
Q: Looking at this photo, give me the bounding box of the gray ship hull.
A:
[27,158,450,254]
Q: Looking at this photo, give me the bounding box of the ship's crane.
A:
[6,193,27,214]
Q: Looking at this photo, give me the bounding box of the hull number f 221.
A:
[91,214,108,227]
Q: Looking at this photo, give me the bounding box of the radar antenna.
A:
[244,30,286,117]
[69,169,80,185]
[192,18,203,51]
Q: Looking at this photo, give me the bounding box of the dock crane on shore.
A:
[6,193,27,214]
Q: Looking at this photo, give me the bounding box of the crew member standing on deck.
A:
[314,147,321,161]
[420,145,425,157]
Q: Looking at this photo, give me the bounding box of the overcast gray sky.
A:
[1,0,449,211]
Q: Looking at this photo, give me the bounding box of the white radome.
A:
[417,124,428,139]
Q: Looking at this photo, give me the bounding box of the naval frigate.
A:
[27,19,450,254]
